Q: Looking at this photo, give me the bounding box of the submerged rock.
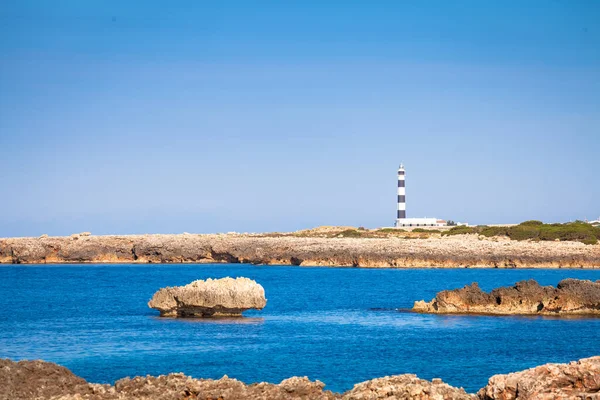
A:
[148,277,267,317]
[413,278,600,315]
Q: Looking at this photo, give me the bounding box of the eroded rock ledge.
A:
[1,233,599,268]
[148,277,267,317]
[413,278,600,315]
[478,356,600,400]
[1,356,599,399]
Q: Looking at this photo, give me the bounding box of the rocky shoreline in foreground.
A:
[1,356,599,399]
[1,231,600,268]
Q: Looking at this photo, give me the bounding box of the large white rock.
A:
[148,277,267,317]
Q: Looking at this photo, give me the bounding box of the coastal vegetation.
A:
[411,228,441,233]
[442,220,600,245]
[375,227,405,233]
[334,228,433,239]
[335,229,365,238]
[267,222,599,244]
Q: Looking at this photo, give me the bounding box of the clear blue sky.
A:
[1,1,599,236]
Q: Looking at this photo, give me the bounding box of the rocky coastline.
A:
[148,277,267,317]
[1,231,600,268]
[1,356,599,399]
[413,278,600,316]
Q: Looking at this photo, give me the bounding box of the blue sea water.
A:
[1,264,599,393]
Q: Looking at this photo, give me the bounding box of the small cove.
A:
[1,264,599,393]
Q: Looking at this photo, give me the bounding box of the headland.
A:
[1,226,599,268]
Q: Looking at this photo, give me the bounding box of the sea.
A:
[1,264,599,393]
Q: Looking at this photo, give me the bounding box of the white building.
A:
[394,164,446,227]
[396,217,447,227]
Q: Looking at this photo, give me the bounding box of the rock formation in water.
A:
[2,356,599,399]
[413,278,600,315]
[1,232,599,268]
[148,277,267,317]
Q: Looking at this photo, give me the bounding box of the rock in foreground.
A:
[0,359,335,400]
[343,374,475,400]
[0,359,95,399]
[413,278,600,316]
[148,277,267,317]
[478,356,600,400]
[2,356,599,399]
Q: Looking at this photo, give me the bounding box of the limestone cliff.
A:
[1,232,599,268]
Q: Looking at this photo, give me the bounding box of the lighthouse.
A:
[397,163,406,220]
[395,163,445,227]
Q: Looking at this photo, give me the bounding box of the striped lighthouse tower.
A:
[397,163,406,222]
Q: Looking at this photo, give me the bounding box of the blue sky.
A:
[1,1,599,236]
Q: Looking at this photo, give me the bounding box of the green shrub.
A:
[537,223,563,241]
[442,226,477,236]
[480,226,508,237]
[537,222,598,244]
[377,228,405,233]
[411,228,441,233]
[519,220,544,226]
[507,225,540,240]
[438,220,598,244]
[336,229,363,238]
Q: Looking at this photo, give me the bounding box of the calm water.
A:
[1,265,599,393]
